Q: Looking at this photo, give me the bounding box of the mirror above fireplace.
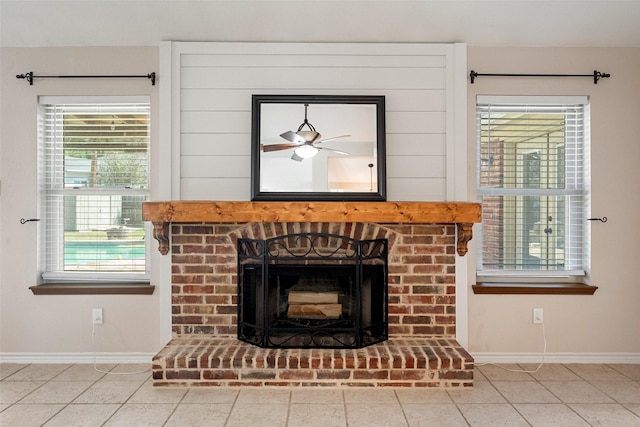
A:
[251,95,386,201]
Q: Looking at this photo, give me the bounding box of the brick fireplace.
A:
[143,201,481,387]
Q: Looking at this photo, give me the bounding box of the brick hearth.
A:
[150,219,475,388]
[153,337,473,387]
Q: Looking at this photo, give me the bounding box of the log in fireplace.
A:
[237,232,388,349]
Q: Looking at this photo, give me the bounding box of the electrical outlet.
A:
[533,308,543,324]
[92,308,103,325]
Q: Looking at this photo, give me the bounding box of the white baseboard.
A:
[0,352,155,364]
[472,352,640,364]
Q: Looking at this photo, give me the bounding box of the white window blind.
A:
[476,96,589,276]
[39,97,151,282]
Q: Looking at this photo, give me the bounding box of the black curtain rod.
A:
[16,71,156,86]
[469,70,610,84]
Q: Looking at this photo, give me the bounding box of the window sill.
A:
[30,283,155,295]
[472,282,598,295]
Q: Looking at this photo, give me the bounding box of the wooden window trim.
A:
[30,283,155,295]
[473,282,597,295]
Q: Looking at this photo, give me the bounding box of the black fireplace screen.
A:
[237,233,388,349]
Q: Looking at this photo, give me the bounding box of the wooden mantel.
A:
[142,201,482,257]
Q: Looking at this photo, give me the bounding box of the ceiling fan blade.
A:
[316,134,351,144]
[290,152,304,162]
[319,147,350,155]
[280,130,305,144]
[261,143,300,152]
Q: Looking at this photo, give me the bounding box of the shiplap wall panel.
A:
[173,42,462,201]
[176,42,450,56]
[180,68,446,90]
[387,155,446,178]
[181,156,251,178]
[386,134,446,156]
[387,178,447,201]
[181,112,250,133]
[181,134,251,156]
[386,112,446,134]
[181,54,447,68]
[181,88,446,112]
[181,178,251,200]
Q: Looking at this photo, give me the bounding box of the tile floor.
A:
[1,363,639,426]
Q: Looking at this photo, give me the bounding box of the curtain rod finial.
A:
[16,72,34,85]
[594,70,610,84]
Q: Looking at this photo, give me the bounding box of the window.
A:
[38,97,150,283]
[476,96,590,281]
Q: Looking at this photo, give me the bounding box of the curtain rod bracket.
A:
[470,69,610,84]
[16,71,156,86]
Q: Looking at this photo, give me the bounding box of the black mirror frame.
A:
[250,94,386,201]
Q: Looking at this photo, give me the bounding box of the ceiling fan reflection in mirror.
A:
[260,103,350,161]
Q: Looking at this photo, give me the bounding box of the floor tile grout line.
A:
[94,364,152,427]
[484,374,532,426]
[223,385,243,427]
[284,389,292,427]
[392,389,411,427]
[16,363,79,426]
[161,380,191,427]
[443,388,473,426]
[506,364,608,426]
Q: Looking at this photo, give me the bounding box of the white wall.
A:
[0,47,163,359]
[467,47,640,361]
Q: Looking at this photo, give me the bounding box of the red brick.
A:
[171,254,204,264]
[172,295,203,304]
[181,225,214,235]
[216,305,237,314]
[402,275,435,285]
[173,275,205,285]
[413,305,445,314]
[183,265,214,274]
[353,370,389,380]
[403,295,435,304]
[203,370,240,380]
[440,370,473,380]
[412,225,445,235]
[402,255,437,264]
[172,315,203,324]
[166,370,201,380]
[172,235,203,244]
[390,370,426,380]
[278,370,314,380]
[182,305,215,315]
[316,370,351,380]
[412,265,443,274]
[413,326,445,335]
[388,305,411,314]
[435,315,455,324]
[182,285,214,294]
[204,295,231,304]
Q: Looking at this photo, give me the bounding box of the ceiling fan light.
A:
[294,144,319,159]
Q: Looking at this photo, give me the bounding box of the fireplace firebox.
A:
[237,233,388,349]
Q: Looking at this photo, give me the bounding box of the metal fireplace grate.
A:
[237,233,388,349]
